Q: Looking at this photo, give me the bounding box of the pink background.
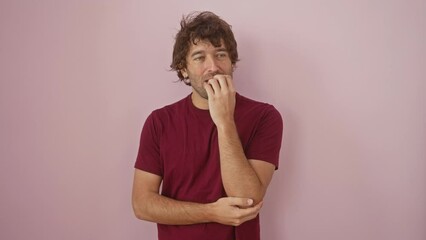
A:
[1,0,425,239]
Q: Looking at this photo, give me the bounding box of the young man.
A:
[132,11,283,240]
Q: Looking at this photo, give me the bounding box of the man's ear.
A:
[181,69,188,79]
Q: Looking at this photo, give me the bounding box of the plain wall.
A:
[1,0,425,239]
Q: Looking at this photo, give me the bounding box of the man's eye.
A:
[217,53,228,58]
[194,56,204,61]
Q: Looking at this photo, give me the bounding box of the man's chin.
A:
[197,89,209,99]
[192,89,209,100]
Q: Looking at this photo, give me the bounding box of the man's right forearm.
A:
[133,192,213,225]
[133,192,262,226]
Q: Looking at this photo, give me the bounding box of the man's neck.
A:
[191,92,209,110]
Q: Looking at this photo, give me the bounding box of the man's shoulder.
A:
[236,93,278,112]
[150,95,190,116]
[235,93,282,125]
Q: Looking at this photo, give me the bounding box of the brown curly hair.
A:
[170,11,239,85]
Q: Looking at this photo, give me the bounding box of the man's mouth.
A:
[203,74,219,82]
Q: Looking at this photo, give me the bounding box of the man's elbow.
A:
[248,184,269,204]
[252,192,266,205]
[132,199,150,221]
[226,188,266,205]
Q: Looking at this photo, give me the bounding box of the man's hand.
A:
[208,197,263,226]
[204,75,236,127]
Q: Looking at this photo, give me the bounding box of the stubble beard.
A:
[190,73,218,100]
[192,84,209,100]
[190,71,233,100]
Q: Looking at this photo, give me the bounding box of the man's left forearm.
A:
[204,75,272,204]
[216,120,266,204]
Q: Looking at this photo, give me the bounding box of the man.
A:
[132,11,283,240]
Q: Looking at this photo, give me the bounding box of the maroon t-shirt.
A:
[135,93,283,240]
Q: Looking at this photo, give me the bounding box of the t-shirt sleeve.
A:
[245,105,283,169]
[134,112,163,176]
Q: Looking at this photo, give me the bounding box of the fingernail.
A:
[247,199,253,205]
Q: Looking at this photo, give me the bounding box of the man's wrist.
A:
[215,119,236,132]
[202,202,217,223]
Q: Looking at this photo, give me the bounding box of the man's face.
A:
[181,39,233,100]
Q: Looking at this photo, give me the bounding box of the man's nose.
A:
[205,56,219,73]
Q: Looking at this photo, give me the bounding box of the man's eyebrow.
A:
[190,47,228,57]
[216,47,228,52]
[190,50,205,57]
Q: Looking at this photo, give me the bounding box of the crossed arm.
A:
[132,169,263,226]
[132,157,273,226]
[204,75,276,205]
[132,75,276,226]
